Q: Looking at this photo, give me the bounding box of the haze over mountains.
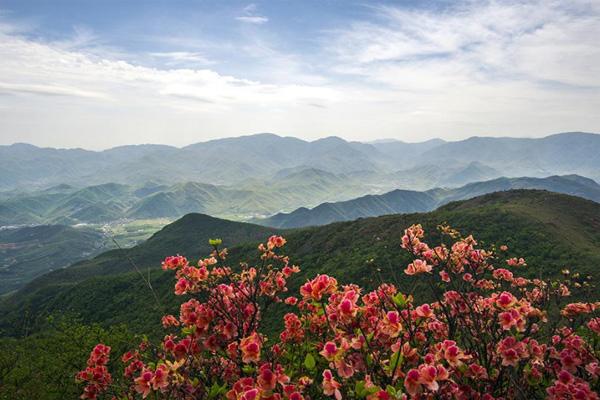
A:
[1,134,600,396]
[2,172,599,229]
[0,172,371,225]
[259,175,600,228]
[1,131,599,294]
[2,132,599,191]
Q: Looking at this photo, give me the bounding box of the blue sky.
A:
[0,0,599,149]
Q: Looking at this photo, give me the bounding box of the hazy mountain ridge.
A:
[0,169,377,225]
[0,134,388,189]
[3,170,599,228]
[258,175,600,228]
[419,132,600,178]
[2,132,599,190]
[2,190,600,337]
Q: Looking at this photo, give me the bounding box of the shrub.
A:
[78,226,599,399]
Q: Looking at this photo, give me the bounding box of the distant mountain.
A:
[439,174,600,205]
[260,190,437,228]
[370,138,447,166]
[2,132,599,191]
[2,190,599,336]
[0,134,388,190]
[0,225,110,295]
[258,175,600,228]
[386,161,503,191]
[0,170,376,225]
[419,132,600,180]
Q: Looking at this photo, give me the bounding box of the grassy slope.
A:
[0,225,110,295]
[1,190,599,337]
[0,214,279,336]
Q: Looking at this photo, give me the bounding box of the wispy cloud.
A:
[236,3,268,24]
[0,82,110,99]
[235,16,268,24]
[0,28,336,107]
[329,1,600,88]
[149,51,214,66]
[0,21,337,148]
[0,1,599,149]
[317,0,600,139]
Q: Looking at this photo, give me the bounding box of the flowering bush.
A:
[78,228,600,399]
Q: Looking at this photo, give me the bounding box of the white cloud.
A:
[0,25,338,148]
[0,82,110,99]
[235,16,268,24]
[0,1,599,149]
[318,0,600,140]
[330,1,600,88]
[236,3,268,24]
[0,28,337,106]
[149,51,214,66]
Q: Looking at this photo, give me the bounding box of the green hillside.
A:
[0,225,111,295]
[2,190,599,338]
[12,214,278,292]
[261,189,438,228]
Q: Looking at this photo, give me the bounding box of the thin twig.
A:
[109,236,163,311]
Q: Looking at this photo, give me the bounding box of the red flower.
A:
[134,369,154,398]
[240,332,262,363]
[404,259,432,276]
[322,370,342,400]
[300,274,338,301]
[161,255,188,270]
[267,235,287,249]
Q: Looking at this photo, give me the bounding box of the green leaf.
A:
[386,385,397,396]
[355,380,366,398]
[208,382,226,399]
[304,353,316,370]
[366,386,379,395]
[393,293,407,308]
[209,238,222,247]
[242,365,255,374]
[387,351,403,373]
[181,325,196,336]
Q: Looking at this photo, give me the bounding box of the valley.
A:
[0,219,170,295]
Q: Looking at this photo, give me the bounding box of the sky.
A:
[0,0,599,149]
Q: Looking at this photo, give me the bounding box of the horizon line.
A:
[2,130,598,152]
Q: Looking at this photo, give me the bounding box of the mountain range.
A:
[1,173,598,294]
[2,189,599,338]
[2,171,599,228]
[258,174,600,228]
[0,171,374,225]
[2,132,599,191]
[2,132,599,399]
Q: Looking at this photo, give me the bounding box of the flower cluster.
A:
[79,228,599,399]
[76,344,112,399]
